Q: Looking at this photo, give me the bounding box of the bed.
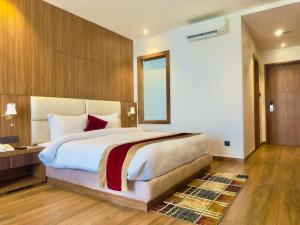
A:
[31,96,213,211]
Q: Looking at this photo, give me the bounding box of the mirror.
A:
[137,50,170,124]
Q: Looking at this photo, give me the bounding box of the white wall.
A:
[241,21,265,158]
[241,21,256,157]
[134,16,245,159]
[133,0,300,159]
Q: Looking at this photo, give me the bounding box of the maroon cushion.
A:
[84,115,108,132]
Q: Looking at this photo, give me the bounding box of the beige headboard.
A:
[30,96,121,145]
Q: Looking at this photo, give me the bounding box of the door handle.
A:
[269,101,276,112]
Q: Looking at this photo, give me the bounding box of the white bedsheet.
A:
[39,128,211,181]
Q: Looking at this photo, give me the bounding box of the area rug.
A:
[151,172,248,225]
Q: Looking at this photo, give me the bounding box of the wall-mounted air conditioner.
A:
[185,17,229,41]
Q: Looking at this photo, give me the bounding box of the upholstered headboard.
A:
[30,96,121,145]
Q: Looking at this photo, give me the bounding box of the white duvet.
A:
[39,128,211,181]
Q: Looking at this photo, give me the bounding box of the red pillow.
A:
[84,115,108,132]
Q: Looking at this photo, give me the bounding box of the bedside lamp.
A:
[127,106,136,120]
[4,103,17,127]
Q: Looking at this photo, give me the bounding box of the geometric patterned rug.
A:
[151,172,248,225]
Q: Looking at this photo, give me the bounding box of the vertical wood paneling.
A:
[32,0,56,97]
[0,95,31,145]
[0,1,7,95]
[54,8,76,57]
[121,102,137,128]
[0,0,135,145]
[0,0,133,101]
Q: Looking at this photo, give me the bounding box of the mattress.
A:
[46,153,213,203]
[40,128,212,181]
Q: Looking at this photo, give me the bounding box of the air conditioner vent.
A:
[185,17,228,41]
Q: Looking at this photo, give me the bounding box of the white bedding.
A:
[39,128,211,181]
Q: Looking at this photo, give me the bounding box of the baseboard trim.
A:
[213,156,244,163]
[244,148,257,162]
[214,143,267,163]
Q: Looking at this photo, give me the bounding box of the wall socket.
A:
[0,136,19,144]
[224,141,231,147]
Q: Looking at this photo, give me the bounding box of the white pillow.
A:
[47,114,87,141]
[94,113,120,128]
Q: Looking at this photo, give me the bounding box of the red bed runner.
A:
[105,133,194,191]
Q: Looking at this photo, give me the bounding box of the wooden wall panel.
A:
[0,0,133,100]
[121,102,137,128]
[31,0,56,97]
[0,95,31,146]
[0,0,135,145]
[54,52,100,99]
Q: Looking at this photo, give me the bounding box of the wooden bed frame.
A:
[47,165,210,211]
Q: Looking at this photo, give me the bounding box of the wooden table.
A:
[0,146,46,194]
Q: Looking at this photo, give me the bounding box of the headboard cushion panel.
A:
[85,100,121,117]
[31,96,86,120]
[30,96,122,145]
[31,121,51,145]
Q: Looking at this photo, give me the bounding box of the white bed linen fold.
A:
[39,128,211,181]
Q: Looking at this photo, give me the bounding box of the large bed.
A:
[31,96,213,211]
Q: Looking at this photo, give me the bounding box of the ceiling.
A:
[44,0,276,39]
[243,2,300,51]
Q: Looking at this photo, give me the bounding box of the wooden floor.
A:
[0,145,300,225]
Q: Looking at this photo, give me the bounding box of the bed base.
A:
[47,165,210,211]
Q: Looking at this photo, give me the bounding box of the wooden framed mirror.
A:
[137,50,170,124]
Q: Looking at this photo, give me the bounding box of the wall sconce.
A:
[127,106,136,121]
[3,103,17,127]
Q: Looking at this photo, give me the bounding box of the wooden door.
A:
[266,61,300,145]
[254,57,260,148]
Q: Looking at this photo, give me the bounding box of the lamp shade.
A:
[5,103,17,115]
[129,107,136,114]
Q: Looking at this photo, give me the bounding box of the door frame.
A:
[264,59,300,144]
[253,54,260,149]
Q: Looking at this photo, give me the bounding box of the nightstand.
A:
[0,146,46,194]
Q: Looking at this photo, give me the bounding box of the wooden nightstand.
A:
[0,146,46,194]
